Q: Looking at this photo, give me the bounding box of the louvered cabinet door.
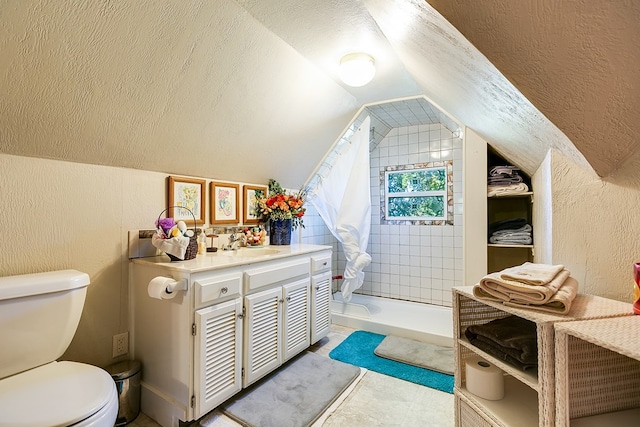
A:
[311,270,331,344]
[282,278,310,362]
[193,297,243,419]
[243,286,282,387]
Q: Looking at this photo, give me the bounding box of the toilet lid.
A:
[0,361,115,427]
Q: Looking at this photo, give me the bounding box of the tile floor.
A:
[128,325,454,427]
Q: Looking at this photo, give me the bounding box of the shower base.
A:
[331,292,453,347]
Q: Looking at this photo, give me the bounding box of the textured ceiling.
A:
[0,0,635,189]
[427,0,640,177]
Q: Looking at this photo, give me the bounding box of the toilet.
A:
[0,270,118,426]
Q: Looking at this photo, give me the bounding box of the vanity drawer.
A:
[311,253,331,274]
[244,258,310,293]
[194,272,242,307]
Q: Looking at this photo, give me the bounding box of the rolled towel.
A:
[474,267,571,305]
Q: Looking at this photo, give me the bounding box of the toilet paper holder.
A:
[163,278,187,296]
[148,276,188,300]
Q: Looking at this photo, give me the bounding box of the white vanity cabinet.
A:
[242,257,311,387]
[310,252,332,344]
[130,244,331,427]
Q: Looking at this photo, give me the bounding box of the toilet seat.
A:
[0,361,117,427]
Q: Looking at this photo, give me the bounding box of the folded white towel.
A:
[500,262,565,286]
[487,183,530,197]
[152,233,189,260]
[475,268,570,304]
[503,277,579,315]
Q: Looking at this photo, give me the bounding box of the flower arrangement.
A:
[256,179,306,229]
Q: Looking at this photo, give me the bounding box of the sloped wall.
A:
[550,149,640,302]
[0,153,265,368]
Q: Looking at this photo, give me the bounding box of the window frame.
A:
[380,160,454,226]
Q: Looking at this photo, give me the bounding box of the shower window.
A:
[380,161,453,225]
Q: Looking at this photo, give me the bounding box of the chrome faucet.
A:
[223,232,245,251]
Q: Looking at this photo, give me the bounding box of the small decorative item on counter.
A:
[633,262,640,315]
[206,233,219,252]
[151,207,198,261]
[244,226,266,246]
[197,230,207,255]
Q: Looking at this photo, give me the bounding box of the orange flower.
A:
[255,179,306,229]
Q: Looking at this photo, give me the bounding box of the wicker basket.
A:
[156,206,198,261]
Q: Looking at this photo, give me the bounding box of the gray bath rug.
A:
[374,335,454,375]
[217,351,361,427]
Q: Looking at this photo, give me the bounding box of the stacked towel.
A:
[473,262,579,314]
[488,183,530,197]
[489,218,532,245]
[488,165,524,184]
[464,315,537,371]
[487,166,529,196]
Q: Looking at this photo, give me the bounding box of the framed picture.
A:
[243,184,267,224]
[210,181,240,224]
[168,176,206,225]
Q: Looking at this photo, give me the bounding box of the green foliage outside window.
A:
[385,167,447,219]
[388,196,444,217]
[387,169,446,193]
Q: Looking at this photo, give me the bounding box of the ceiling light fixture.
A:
[339,53,376,87]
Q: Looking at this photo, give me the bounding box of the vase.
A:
[270,219,292,245]
[634,263,640,315]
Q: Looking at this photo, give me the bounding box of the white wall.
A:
[0,153,266,368]
[531,150,554,264]
[353,123,464,307]
[550,149,640,301]
[463,128,488,286]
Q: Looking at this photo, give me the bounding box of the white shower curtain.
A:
[311,116,372,301]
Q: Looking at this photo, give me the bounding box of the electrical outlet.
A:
[113,332,129,357]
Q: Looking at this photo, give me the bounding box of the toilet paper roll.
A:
[465,356,505,400]
[148,276,179,300]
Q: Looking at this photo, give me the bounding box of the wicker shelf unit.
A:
[554,316,640,426]
[453,286,633,427]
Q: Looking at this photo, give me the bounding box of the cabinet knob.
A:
[286,296,291,302]
[315,286,320,291]
[220,287,228,294]
[322,262,327,266]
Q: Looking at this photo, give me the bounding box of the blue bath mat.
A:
[329,330,454,394]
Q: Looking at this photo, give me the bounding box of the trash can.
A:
[106,360,142,426]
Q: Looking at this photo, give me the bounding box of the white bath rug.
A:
[374,335,454,375]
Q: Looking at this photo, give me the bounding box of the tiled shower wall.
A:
[301,123,463,308]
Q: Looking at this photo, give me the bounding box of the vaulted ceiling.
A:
[1,1,637,188]
[427,0,640,178]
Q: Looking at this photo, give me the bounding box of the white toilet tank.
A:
[0,269,90,380]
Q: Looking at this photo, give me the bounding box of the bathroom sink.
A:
[220,248,281,258]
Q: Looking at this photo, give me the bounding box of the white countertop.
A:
[130,244,332,273]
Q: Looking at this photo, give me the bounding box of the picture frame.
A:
[168,176,206,225]
[210,181,240,224]
[243,184,267,224]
